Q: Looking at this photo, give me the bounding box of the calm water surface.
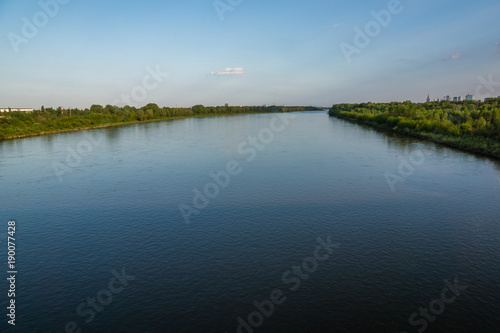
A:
[1,112,500,332]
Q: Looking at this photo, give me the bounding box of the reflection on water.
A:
[1,112,499,333]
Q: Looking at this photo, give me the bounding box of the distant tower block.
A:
[426,95,431,103]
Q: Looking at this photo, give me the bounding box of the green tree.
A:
[191,105,205,114]
[90,104,103,113]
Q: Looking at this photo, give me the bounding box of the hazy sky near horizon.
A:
[1,0,499,109]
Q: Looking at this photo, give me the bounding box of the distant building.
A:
[225,103,229,107]
[453,97,458,101]
[0,108,34,112]
[465,94,473,101]
[443,95,451,101]
[426,95,431,103]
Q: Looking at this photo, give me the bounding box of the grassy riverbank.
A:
[329,99,500,159]
[0,104,319,140]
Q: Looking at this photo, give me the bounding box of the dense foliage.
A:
[0,104,316,140]
[329,99,500,158]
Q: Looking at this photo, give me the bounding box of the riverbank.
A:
[330,106,500,160]
[0,104,309,141]
[0,113,257,141]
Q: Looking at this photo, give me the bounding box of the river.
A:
[1,111,499,332]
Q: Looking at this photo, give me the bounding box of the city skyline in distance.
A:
[1,0,499,108]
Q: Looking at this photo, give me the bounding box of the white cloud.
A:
[209,67,247,76]
[443,53,461,61]
[332,23,343,29]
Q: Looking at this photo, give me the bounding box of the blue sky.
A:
[1,0,499,108]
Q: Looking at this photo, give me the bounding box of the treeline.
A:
[329,99,500,158]
[0,104,303,140]
[282,106,325,112]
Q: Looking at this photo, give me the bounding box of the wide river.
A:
[1,111,500,332]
